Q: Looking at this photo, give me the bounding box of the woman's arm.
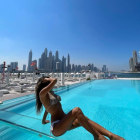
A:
[39,78,57,97]
[42,110,49,124]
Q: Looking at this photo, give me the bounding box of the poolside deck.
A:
[0,81,80,102]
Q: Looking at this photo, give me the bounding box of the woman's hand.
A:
[42,120,50,124]
[43,78,57,83]
[43,78,50,82]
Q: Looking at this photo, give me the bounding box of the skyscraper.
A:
[67,54,70,72]
[59,60,62,72]
[31,60,37,71]
[27,50,32,71]
[72,64,75,72]
[49,51,53,71]
[129,57,134,71]
[10,62,14,71]
[133,50,138,67]
[64,57,66,72]
[78,65,81,72]
[91,63,94,71]
[102,65,106,72]
[41,52,45,69]
[10,62,18,71]
[56,62,60,71]
[75,65,77,72]
[81,65,85,71]
[44,48,47,69]
[23,64,26,71]
[38,58,41,69]
[94,67,98,72]
[61,56,64,72]
[55,51,59,62]
[44,48,47,58]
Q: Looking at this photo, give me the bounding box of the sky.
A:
[0,0,140,71]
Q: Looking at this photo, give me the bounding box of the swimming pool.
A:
[0,80,140,140]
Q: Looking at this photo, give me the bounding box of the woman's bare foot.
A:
[94,135,108,140]
[110,134,125,140]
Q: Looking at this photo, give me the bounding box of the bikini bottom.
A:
[50,120,60,134]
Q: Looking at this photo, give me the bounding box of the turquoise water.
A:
[0,120,54,140]
[0,80,140,140]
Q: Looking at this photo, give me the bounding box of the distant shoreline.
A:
[105,72,140,73]
[117,78,140,80]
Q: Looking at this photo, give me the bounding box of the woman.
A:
[35,76,125,140]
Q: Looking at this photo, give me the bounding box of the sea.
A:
[105,72,140,78]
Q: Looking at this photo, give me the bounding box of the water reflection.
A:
[131,80,140,94]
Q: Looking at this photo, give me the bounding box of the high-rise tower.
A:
[129,57,134,71]
[49,51,53,71]
[41,52,45,69]
[31,60,37,71]
[67,54,70,72]
[38,58,41,69]
[28,50,32,71]
[64,57,66,72]
[133,50,138,67]
[72,64,75,72]
[44,48,47,68]
[55,51,59,62]
[102,65,106,72]
[91,63,94,71]
[61,56,64,72]
[23,64,26,71]
[44,48,47,58]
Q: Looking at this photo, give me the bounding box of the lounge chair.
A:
[14,86,24,92]
[0,90,3,97]
[26,86,35,91]
[0,89,9,95]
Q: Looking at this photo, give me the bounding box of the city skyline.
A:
[0,1,140,71]
[0,48,107,73]
[27,48,96,73]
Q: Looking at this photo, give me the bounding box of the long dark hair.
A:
[35,76,50,114]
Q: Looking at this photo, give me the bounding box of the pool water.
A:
[0,120,54,140]
[0,80,140,140]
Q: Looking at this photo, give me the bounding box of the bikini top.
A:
[46,90,61,111]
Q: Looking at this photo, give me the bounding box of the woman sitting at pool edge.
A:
[35,76,125,140]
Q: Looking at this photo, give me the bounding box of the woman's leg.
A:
[52,107,107,140]
[85,117,124,140]
[85,116,112,138]
[68,116,124,140]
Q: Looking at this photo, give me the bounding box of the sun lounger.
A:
[30,82,37,85]
[14,86,24,92]
[19,81,30,85]
[0,89,9,95]
[9,83,17,86]
[6,86,11,90]
[26,86,35,91]
[66,79,75,82]
[0,87,7,90]
[0,90,3,97]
